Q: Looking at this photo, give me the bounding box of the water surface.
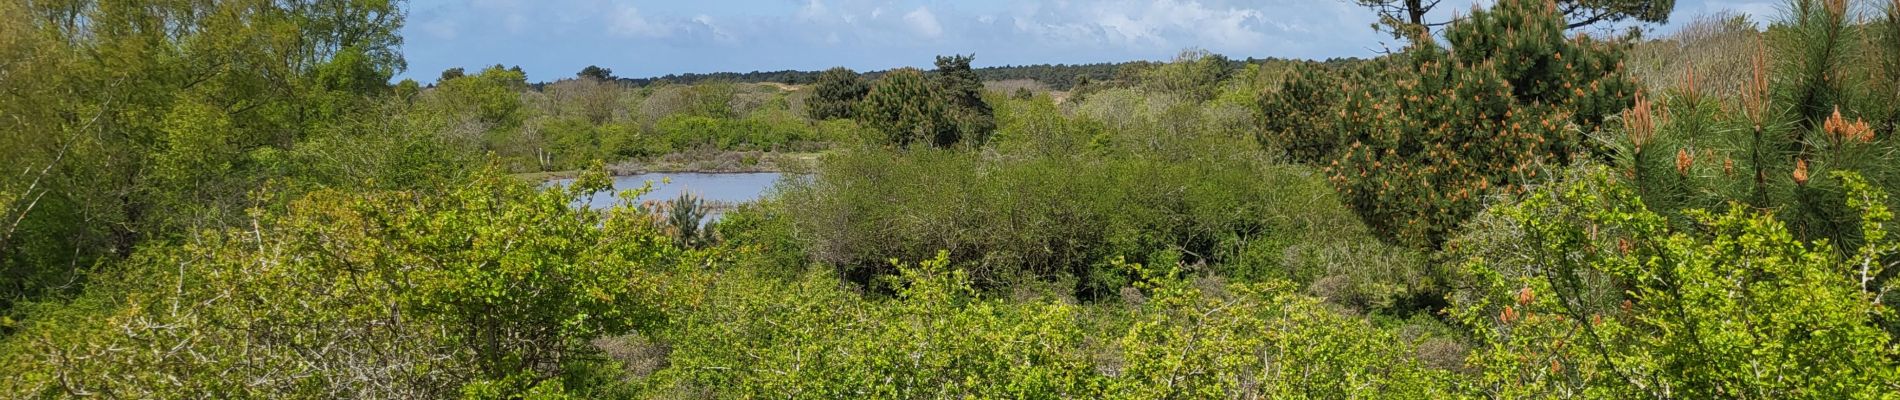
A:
[557,172,784,211]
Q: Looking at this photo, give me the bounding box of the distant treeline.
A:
[585,56,1367,90]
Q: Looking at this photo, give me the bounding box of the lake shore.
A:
[514,150,823,182]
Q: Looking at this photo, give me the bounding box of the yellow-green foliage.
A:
[1,165,673,397]
[1139,48,1235,103]
[0,0,408,319]
[780,146,1430,305]
[637,252,1453,398]
[1447,167,1900,397]
[13,0,1900,397]
[409,73,834,172]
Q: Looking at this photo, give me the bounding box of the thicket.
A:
[1,166,673,397]
[0,0,425,324]
[782,91,1435,310]
[853,55,999,149]
[1324,0,1638,249]
[782,151,1431,304]
[9,0,1900,397]
[805,67,868,120]
[1253,60,1386,163]
[413,70,843,172]
[632,252,1455,398]
[1442,167,1900,397]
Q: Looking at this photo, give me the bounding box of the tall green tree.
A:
[932,54,996,147]
[1255,62,1356,163]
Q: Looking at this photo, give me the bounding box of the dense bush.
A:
[858,68,953,148]
[636,253,1454,398]
[0,166,673,397]
[656,114,820,152]
[779,146,1431,305]
[407,74,834,172]
[1140,48,1236,103]
[1327,0,1638,249]
[0,0,407,320]
[1444,167,1900,397]
[1254,62,1349,163]
[855,56,999,150]
[805,67,868,120]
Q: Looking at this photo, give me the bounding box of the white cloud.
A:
[989,0,1410,61]
[397,0,1422,82]
[903,6,944,39]
[608,5,672,37]
[693,14,739,43]
[1008,0,1280,51]
[797,0,830,22]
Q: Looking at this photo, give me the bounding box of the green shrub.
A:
[640,253,1453,398]
[1139,48,1234,103]
[598,120,673,159]
[1328,0,1637,249]
[932,55,997,147]
[656,114,817,152]
[1446,167,1900,397]
[1255,62,1348,163]
[858,68,954,148]
[805,67,867,120]
[1598,0,1900,250]
[779,148,1425,303]
[992,93,1105,158]
[0,165,672,397]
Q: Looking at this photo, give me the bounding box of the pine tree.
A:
[1256,62,1347,163]
[932,55,996,148]
[859,68,951,148]
[807,67,868,121]
[1327,0,1637,249]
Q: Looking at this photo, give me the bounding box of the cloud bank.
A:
[399,0,1780,82]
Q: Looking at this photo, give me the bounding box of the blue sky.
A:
[397,0,1782,83]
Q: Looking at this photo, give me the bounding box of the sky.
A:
[397,0,1783,83]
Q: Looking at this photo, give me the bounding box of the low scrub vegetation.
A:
[5,0,1900,397]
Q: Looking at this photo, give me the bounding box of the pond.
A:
[554,172,786,214]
